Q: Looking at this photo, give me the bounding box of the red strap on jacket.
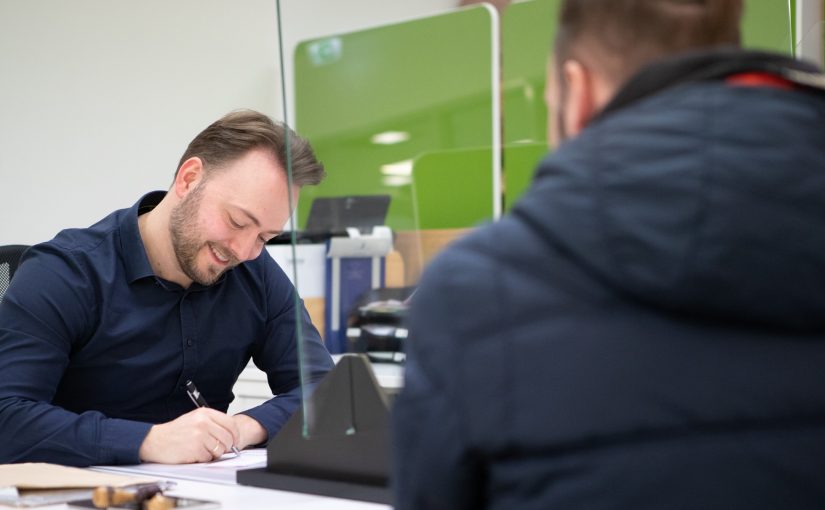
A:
[726,71,797,90]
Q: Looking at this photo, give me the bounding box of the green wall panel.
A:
[411,147,495,229]
[293,6,498,231]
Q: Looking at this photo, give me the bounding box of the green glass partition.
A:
[293,5,500,232]
[742,0,795,54]
[411,147,494,229]
[501,0,562,210]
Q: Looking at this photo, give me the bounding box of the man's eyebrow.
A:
[232,206,280,235]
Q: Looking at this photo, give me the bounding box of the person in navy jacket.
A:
[393,1,825,508]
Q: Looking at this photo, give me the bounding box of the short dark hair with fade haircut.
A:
[176,109,326,187]
[555,0,743,85]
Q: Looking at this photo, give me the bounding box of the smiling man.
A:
[0,110,333,466]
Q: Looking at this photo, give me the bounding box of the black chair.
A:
[0,245,30,302]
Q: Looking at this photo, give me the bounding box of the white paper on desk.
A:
[205,450,267,468]
[94,449,267,485]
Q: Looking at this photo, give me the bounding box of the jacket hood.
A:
[514,51,825,332]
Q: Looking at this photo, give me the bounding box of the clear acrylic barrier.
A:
[258,1,499,498]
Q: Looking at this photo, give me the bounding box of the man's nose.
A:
[229,232,262,262]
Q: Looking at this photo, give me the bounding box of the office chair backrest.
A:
[0,245,29,303]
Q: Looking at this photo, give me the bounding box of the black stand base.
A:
[237,467,392,504]
[236,354,393,505]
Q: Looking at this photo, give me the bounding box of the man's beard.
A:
[169,183,238,286]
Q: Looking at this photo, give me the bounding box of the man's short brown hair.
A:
[555,0,743,86]
[176,109,325,187]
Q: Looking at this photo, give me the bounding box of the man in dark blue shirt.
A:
[0,110,333,466]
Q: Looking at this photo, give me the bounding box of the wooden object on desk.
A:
[92,484,163,508]
[144,494,175,510]
[384,249,405,288]
[393,228,472,285]
[304,297,325,339]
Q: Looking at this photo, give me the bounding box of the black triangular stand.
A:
[237,354,392,504]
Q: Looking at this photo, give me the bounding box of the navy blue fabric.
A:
[393,58,825,508]
[0,191,333,466]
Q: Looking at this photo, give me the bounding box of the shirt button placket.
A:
[179,293,197,382]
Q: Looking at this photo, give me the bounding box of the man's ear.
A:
[173,157,204,198]
[560,59,598,138]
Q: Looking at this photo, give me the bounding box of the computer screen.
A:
[304,195,391,235]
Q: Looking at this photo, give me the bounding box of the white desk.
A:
[87,449,392,509]
[32,473,390,510]
[89,472,391,510]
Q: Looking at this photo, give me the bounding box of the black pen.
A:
[185,380,241,457]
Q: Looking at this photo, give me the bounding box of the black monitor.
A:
[269,195,392,244]
[304,195,391,235]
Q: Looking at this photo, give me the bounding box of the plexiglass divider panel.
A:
[240,2,499,501]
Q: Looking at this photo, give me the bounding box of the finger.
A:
[199,409,241,446]
[205,408,242,437]
[210,428,234,456]
[200,436,225,461]
[198,440,218,463]
[208,438,225,459]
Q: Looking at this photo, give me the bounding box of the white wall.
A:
[796,0,825,65]
[0,0,454,246]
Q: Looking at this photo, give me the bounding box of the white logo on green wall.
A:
[307,38,342,66]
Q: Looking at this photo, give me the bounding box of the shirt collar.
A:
[120,191,165,283]
[118,190,231,289]
[596,47,821,123]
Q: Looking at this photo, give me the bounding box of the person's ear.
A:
[560,59,599,138]
[545,57,563,146]
[173,157,204,198]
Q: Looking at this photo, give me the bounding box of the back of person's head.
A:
[176,109,325,186]
[555,0,743,88]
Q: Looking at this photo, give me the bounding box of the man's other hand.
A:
[232,413,267,449]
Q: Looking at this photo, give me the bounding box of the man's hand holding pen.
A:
[138,379,269,464]
[138,407,242,464]
[184,380,243,457]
